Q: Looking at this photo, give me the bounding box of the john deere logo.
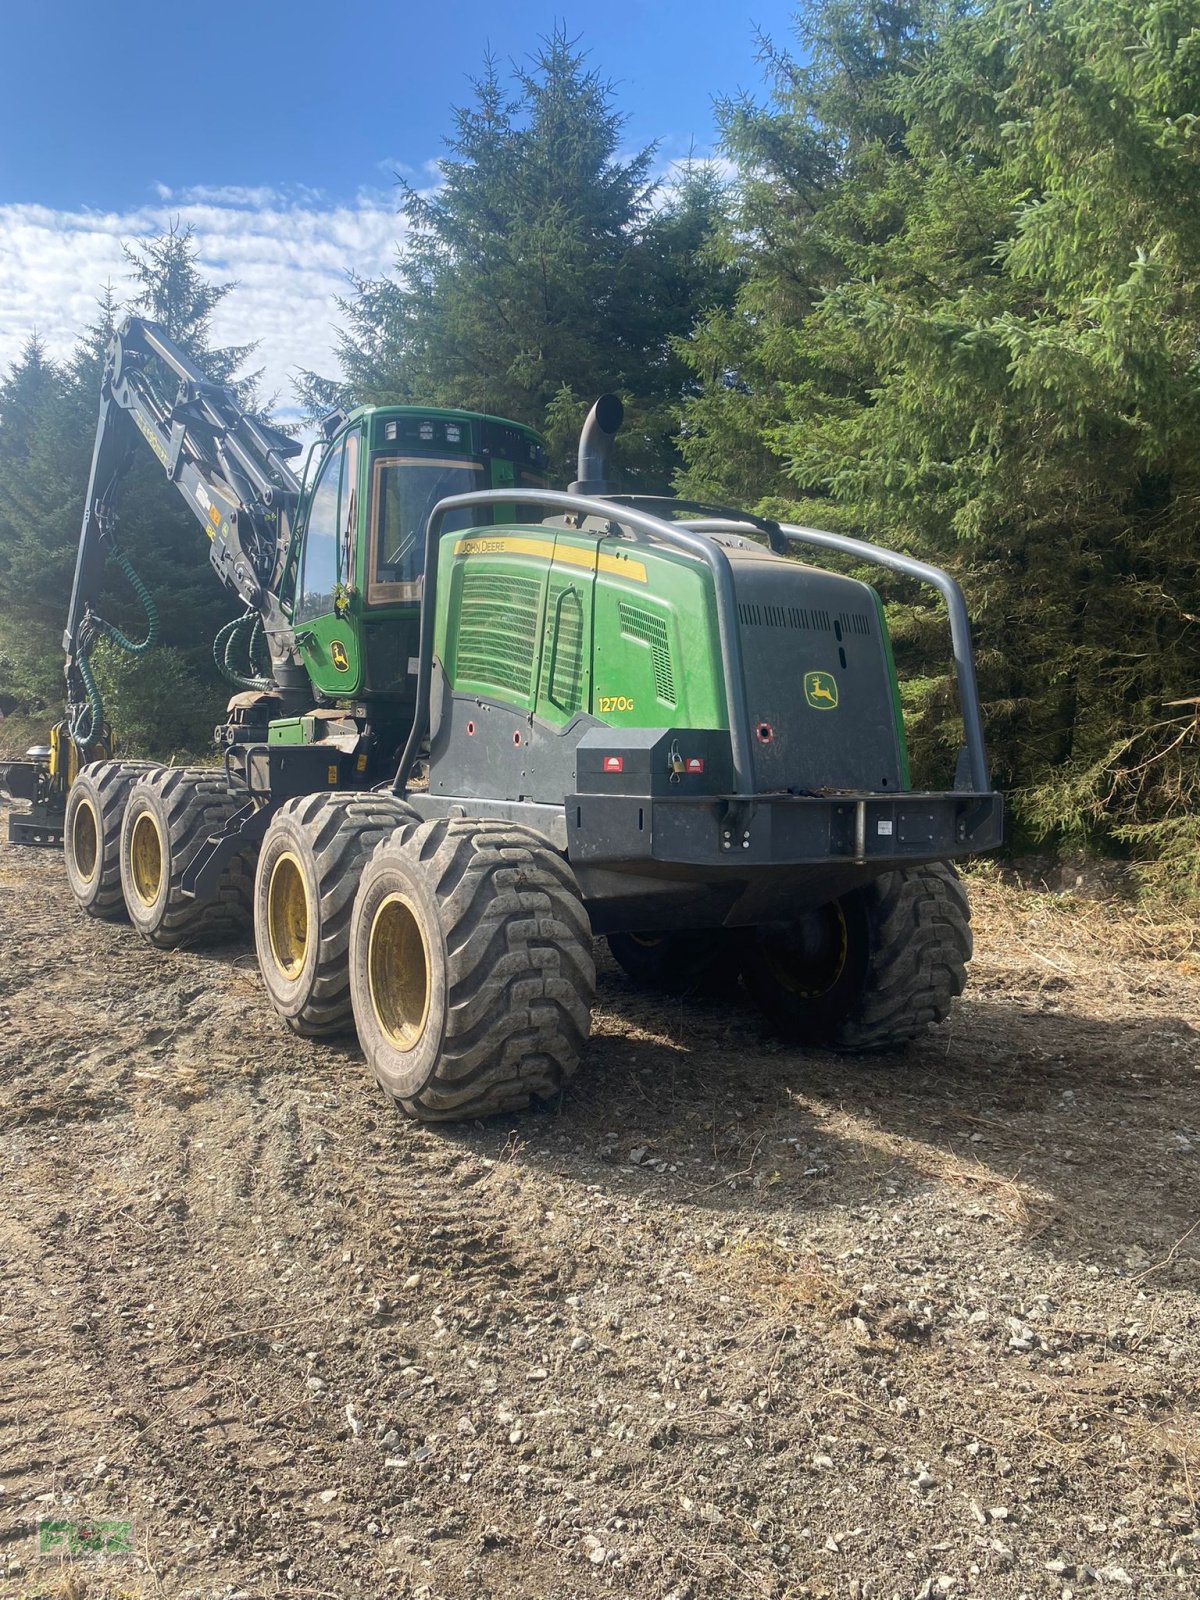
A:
[804,670,839,710]
[330,640,350,672]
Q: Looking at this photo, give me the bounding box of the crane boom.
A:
[0,337,554,850]
[64,315,310,746]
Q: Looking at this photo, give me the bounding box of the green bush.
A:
[91,642,225,760]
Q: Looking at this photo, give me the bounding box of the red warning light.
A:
[685,757,705,774]
[602,756,624,773]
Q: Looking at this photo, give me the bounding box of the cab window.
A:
[298,434,358,621]
[339,433,359,596]
[367,456,484,606]
[298,439,343,622]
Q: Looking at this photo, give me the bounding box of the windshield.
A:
[369,456,484,605]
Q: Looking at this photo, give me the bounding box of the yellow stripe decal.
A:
[452,535,647,584]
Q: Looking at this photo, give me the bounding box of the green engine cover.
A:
[428,519,911,804]
[436,525,729,730]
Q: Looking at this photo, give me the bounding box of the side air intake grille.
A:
[456,570,542,697]
[618,602,676,705]
[840,610,872,637]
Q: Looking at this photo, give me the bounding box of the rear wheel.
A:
[120,768,253,949]
[255,792,419,1037]
[350,818,595,1121]
[741,862,972,1051]
[64,760,158,919]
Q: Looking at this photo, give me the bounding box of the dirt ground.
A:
[1,823,1199,1600]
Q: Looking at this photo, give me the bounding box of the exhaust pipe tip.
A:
[569,393,624,496]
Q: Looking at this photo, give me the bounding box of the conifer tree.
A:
[679,0,1200,873]
[308,31,737,484]
[0,231,260,749]
[0,337,78,702]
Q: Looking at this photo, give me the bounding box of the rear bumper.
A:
[563,788,1003,931]
[566,788,1002,869]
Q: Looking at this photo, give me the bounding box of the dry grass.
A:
[691,1236,848,1321]
[966,861,1200,970]
[915,1149,1060,1236]
[12,1575,146,1600]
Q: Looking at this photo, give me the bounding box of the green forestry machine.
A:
[0,316,1002,1120]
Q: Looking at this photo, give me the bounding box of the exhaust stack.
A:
[569,394,624,496]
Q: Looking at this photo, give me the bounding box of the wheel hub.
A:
[267,852,310,980]
[71,797,100,883]
[128,811,164,907]
[368,892,431,1051]
[760,903,849,999]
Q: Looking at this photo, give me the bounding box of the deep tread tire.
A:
[64,760,159,920]
[350,818,596,1122]
[119,767,253,949]
[742,862,972,1052]
[255,792,419,1038]
[606,929,741,995]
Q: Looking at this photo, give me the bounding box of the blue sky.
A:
[0,0,798,409]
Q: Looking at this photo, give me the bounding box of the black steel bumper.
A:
[567,788,1002,868]
[563,787,1003,932]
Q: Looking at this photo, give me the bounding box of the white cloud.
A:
[0,192,410,411]
[0,145,736,415]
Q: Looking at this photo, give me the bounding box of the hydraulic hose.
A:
[214,611,273,692]
[70,649,105,747]
[69,542,159,747]
[98,546,158,654]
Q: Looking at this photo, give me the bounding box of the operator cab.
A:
[288,406,547,701]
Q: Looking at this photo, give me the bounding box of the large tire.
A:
[741,862,972,1051]
[119,768,253,949]
[349,818,595,1122]
[64,760,158,920]
[254,792,419,1038]
[606,929,741,995]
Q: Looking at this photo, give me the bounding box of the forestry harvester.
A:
[0,317,1003,1120]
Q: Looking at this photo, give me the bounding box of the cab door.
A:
[295,426,363,696]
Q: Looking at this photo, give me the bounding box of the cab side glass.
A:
[298,438,345,622]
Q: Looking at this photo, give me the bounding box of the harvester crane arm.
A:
[64,315,309,750]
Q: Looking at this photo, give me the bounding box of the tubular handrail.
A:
[603,495,789,553]
[393,489,757,798]
[774,522,990,793]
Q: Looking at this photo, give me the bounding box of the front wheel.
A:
[740,862,972,1051]
[349,818,595,1121]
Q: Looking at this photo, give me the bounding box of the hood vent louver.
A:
[737,602,873,636]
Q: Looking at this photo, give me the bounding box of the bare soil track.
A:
[1,827,1199,1600]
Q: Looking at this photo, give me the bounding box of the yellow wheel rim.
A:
[71,796,100,884]
[267,851,310,981]
[368,892,431,1051]
[129,810,164,908]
